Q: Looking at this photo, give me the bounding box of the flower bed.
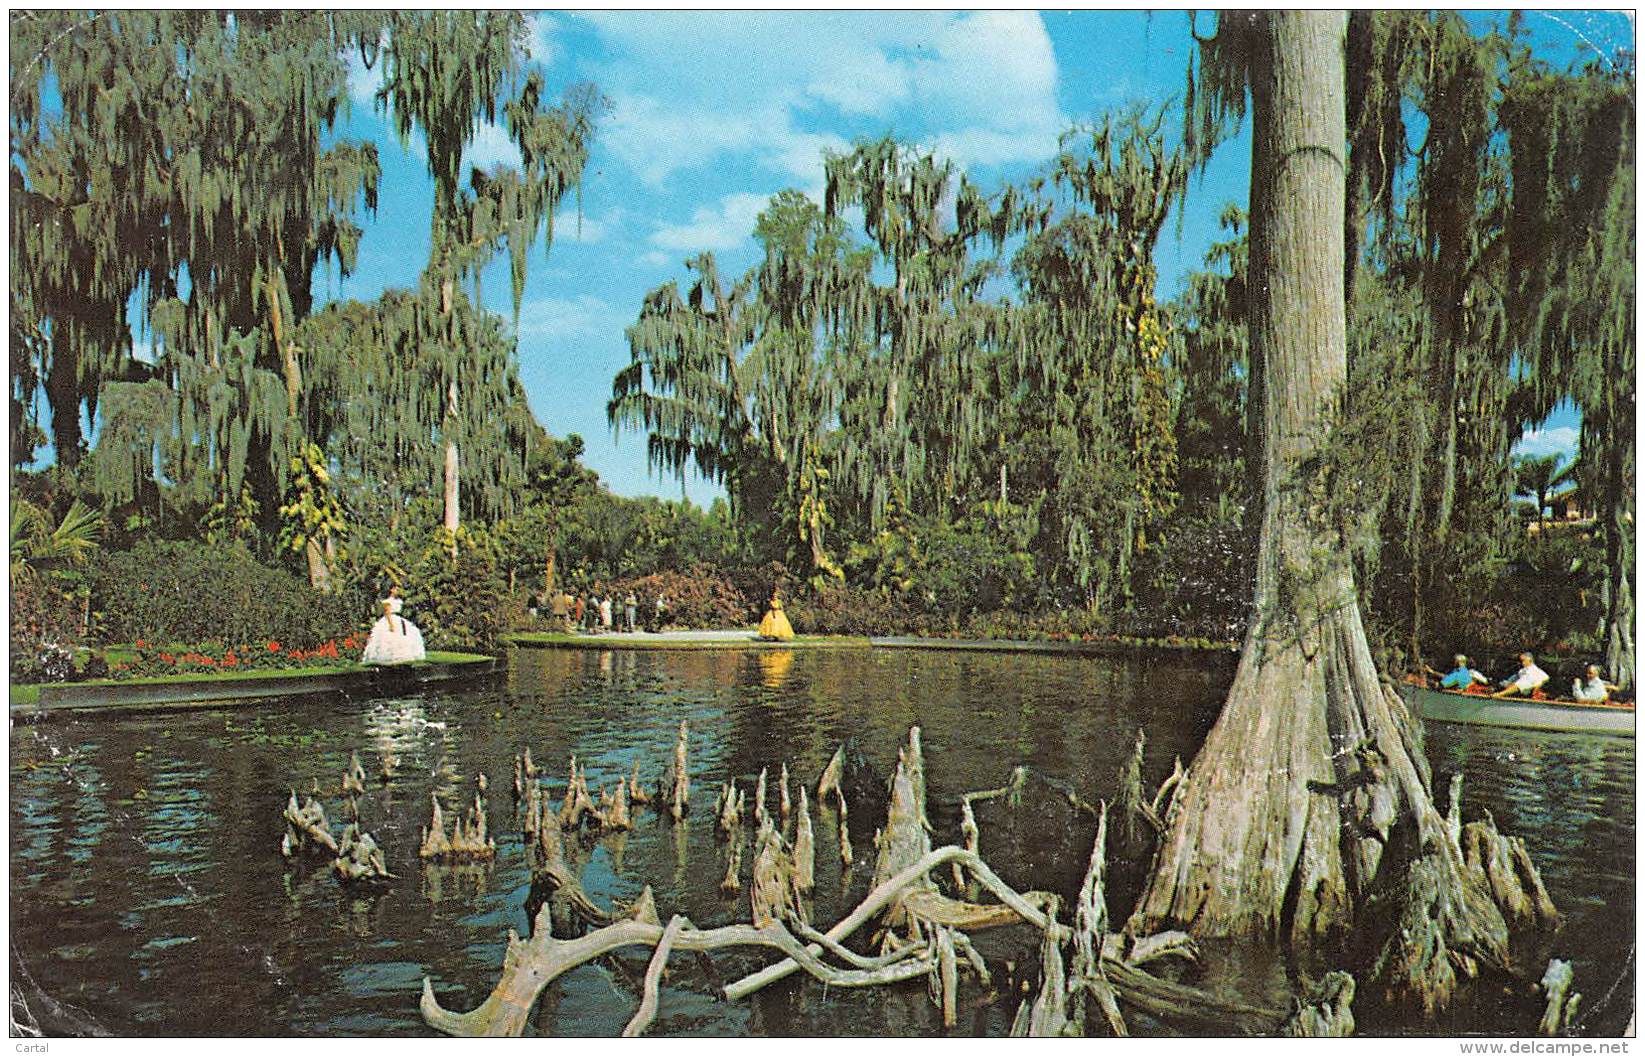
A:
[107,634,365,678]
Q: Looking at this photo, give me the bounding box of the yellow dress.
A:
[758,595,795,641]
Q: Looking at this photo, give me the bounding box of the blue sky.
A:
[134,11,1639,501]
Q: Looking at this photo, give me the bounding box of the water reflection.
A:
[9,647,1633,1037]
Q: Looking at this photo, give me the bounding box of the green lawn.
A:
[9,650,493,704]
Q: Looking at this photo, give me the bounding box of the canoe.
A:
[1399,681,1635,738]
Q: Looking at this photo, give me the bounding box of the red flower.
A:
[267,641,281,652]
[222,654,239,667]
[160,653,175,664]
[135,639,147,649]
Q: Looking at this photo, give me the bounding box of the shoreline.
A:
[9,651,499,721]
[505,628,1240,659]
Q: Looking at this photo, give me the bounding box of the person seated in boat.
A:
[1434,654,1489,691]
[1493,652,1549,699]
[1571,664,1621,703]
[362,584,426,665]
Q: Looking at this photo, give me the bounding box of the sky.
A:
[71,9,1637,503]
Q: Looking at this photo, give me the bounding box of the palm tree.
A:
[1514,452,1575,528]
[10,499,104,587]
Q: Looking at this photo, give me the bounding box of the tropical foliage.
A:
[7,12,1632,686]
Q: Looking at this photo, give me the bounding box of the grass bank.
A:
[9,650,493,708]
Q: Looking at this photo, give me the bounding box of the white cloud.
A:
[650,192,769,253]
[462,121,523,171]
[603,93,765,188]
[1514,426,1580,460]
[577,11,1067,185]
[552,205,623,245]
[516,294,626,343]
[805,48,912,117]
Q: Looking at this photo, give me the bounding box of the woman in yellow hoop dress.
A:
[757,591,794,641]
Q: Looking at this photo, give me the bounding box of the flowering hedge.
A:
[89,540,366,650]
[108,634,364,678]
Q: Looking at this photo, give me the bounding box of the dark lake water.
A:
[9,646,1635,1037]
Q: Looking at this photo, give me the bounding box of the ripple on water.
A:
[9,648,1635,1037]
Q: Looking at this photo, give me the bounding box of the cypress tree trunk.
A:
[1126,16,1528,1000]
[44,345,83,469]
[444,379,461,541]
[1600,402,1635,687]
[441,276,461,553]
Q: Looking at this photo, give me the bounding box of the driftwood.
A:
[779,762,792,824]
[334,824,391,883]
[423,906,933,1038]
[1282,971,1356,1036]
[281,790,339,857]
[622,914,687,1038]
[1538,959,1580,1036]
[753,767,769,829]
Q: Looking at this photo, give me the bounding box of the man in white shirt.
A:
[1494,652,1550,698]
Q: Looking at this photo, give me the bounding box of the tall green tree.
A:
[1498,35,1635,683]
[1130,14,1529,1014]
[611,192,864,578]
[821,140,1027,528]
[374,12,597,545]
[11,11,383,523]
[1009,113,1184,610]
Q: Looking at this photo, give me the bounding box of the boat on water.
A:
[1399,679,1635,738]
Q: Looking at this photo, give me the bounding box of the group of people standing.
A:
[1435,651,1622,703]
[543,588,667,634]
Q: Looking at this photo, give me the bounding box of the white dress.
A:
[362,597,426,665]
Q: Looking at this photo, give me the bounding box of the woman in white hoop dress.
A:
[362,585,426,665]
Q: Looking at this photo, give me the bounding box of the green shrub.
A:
[787,585,922,636]
[87,540,366,649]
[413,548,508,650]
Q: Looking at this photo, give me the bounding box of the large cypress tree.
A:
[1128,12,1540,1014]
